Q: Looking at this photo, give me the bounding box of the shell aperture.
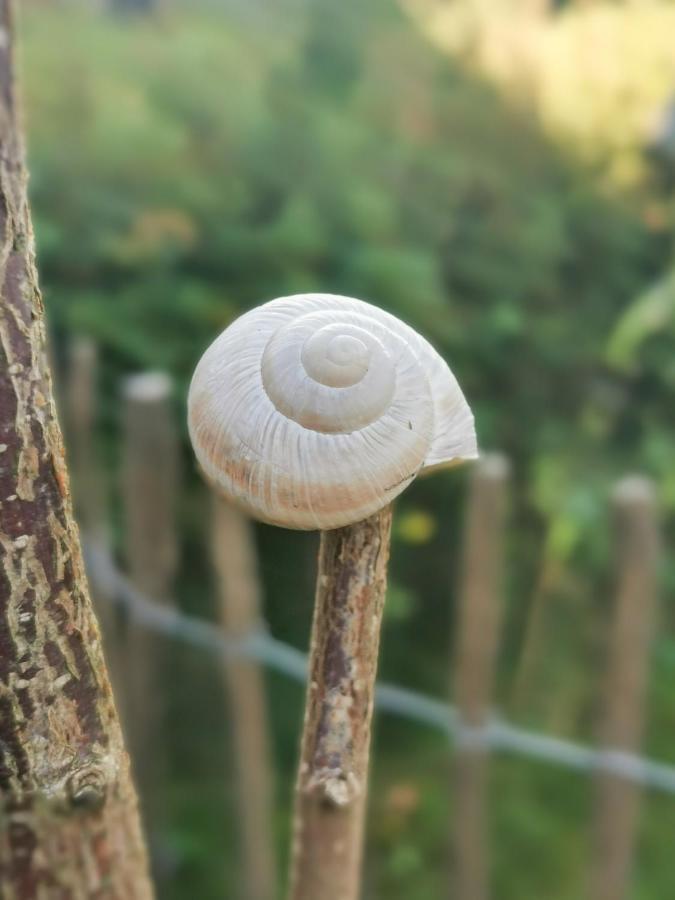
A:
[188,293,477,530]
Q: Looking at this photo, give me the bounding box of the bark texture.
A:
[287,506,393,900]
[212,498,277,900]
[452,455,509,900]
[590,477,659,900]
[0,3,153,895]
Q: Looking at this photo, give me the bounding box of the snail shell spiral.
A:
[188,293,477,530]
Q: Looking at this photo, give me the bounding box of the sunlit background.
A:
[19,0,675,897]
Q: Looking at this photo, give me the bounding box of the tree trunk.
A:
[287,506,393,900]
[0,2,153,895]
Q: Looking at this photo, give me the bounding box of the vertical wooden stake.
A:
[0,1,153,891]
[452,454,509,900]
[65,337,121,674]
[121,372,179,857]
[287,506,393,900]
[122,372,179,601]
[211,497,277,900]
[66,337,106,538]
[590,476,659,900]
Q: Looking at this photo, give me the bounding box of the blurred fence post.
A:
[65,337,122,676]
[211,497,277,900]
[590,476,659,900]
[107,0,162,14]
[509,550,563,711]
[121,371,180,871]
[66,337,106,537]
[452,454,509,900]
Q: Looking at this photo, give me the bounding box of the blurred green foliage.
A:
[18,1,675,898]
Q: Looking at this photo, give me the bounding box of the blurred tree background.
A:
[17,0,675,897]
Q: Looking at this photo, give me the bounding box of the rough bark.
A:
[287,506,393,900]
[0,2,153,895]
[452,454,509,900]
[590,476,659,900]
[211,497,277,900]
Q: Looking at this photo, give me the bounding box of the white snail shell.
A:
[188,293,477,530]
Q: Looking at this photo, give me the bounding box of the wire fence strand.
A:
[83,538,675,797]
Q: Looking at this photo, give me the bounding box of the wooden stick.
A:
[287,506,393,900]
[121,372,179,865]
[590,476,659,900]
[211,497,277,900]
[0,1,152,891]
[65,337,122,677]
[122,372,179,601]
[65,337,106,538]
[452,454,509,900]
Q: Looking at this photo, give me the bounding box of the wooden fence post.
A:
[590,476,659,900]
[121,371,179,863]
[65,337,122,673]
[452,454,510,900]
[122,372,179,602]
[211,497,277,900]
[66,337,106,537]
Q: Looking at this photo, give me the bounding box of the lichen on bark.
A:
[0,1,153,895]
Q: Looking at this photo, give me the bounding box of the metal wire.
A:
[83,538,675,796]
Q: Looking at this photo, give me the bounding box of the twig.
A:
[287,507,393,900]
